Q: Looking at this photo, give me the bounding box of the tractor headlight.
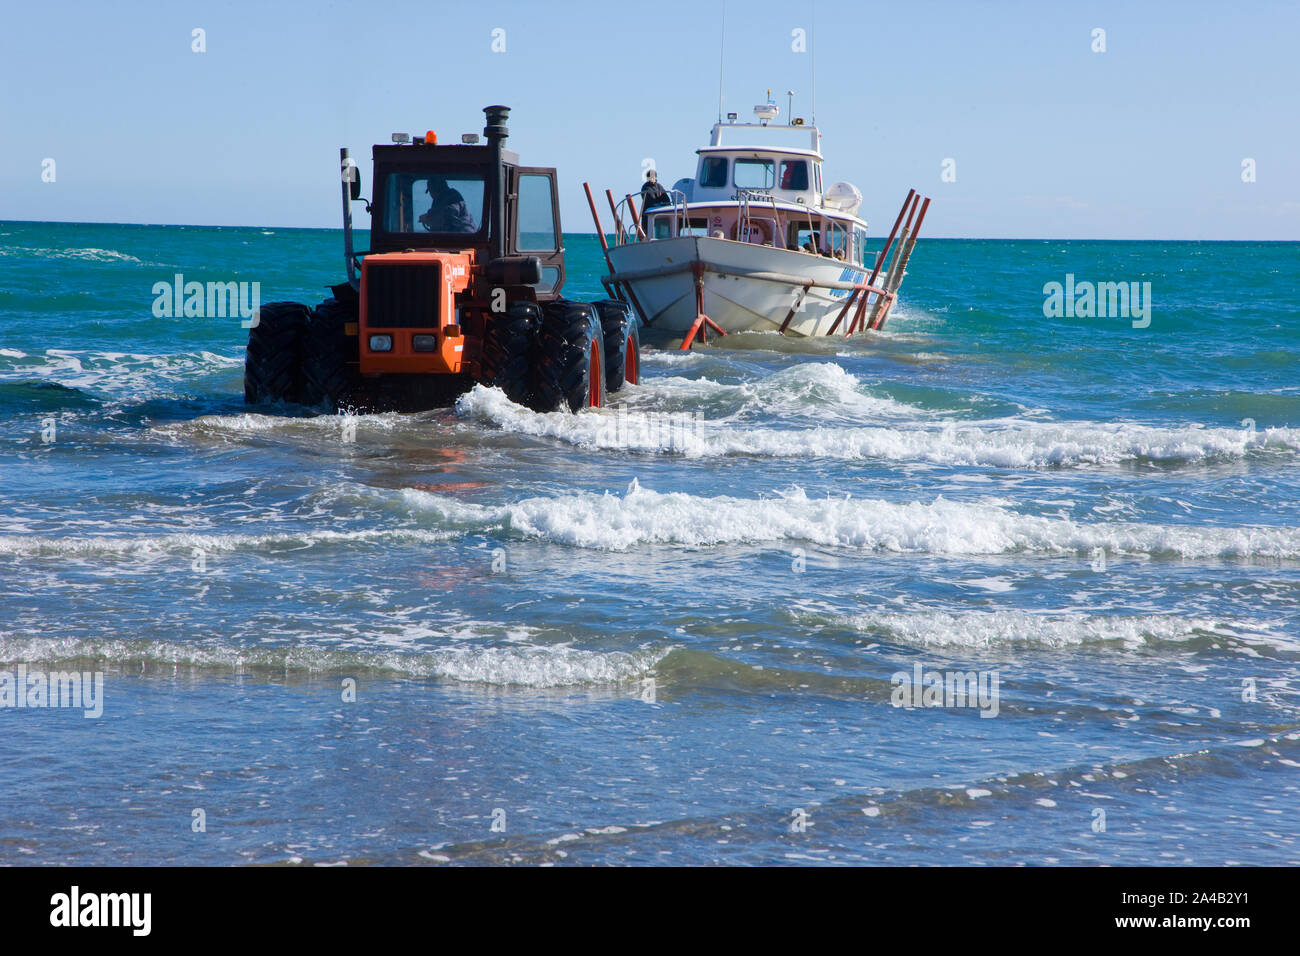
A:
[411,334,437,352]
[368,334,393,352]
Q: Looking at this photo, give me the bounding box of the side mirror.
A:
[350,176,362,201]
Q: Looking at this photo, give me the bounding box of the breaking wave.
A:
[456,382,1298,468]
[0,349,241,397]
[401,479,1300,557]
[0,635,667,688]
[818,608,1284,650]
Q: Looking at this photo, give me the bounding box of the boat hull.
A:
[606,236,873,344]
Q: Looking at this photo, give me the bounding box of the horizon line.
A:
[2,218,1296,243]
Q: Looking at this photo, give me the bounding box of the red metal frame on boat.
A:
[680,261,728,350]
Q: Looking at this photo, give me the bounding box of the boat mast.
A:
[716,0,727,123]
[810,0,817,127]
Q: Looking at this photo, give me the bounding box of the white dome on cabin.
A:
[673,178,694,201]
[823,181,862,216]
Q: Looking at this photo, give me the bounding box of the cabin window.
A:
[814,164,823,196]
[700,156,728,188]
[734,159,775,190]
[789,224,822,254]
[516,173,557,251]
[651,216,711,238]
[854,227,869,266]
[382,172,486,235]
[822,222,849,260]
[779,160,809,190]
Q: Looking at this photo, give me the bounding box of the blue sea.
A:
[1,221,1298,865]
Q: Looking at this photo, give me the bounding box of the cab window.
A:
[516,173,557,251]
[533,266,560,295]
[382,172,485,235]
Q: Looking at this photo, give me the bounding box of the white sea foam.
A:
[0,527,453,557]
[402,479,1300,557]
[0,246,149,264]
[0,634,667,688]
[828,609,1266,649]
[638,350,706,366]
[152,408,415,438]
[616,363,929,420]
[0,349,241,395]
[457,380,1297,467]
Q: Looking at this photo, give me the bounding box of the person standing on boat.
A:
[639,169,670,229]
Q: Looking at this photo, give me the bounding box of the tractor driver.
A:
[419,176,477,233]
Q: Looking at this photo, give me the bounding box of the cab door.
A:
[510,167,565,298]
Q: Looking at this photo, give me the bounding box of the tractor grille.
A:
[365,262,441,329]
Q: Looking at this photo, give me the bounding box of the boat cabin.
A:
[642,109,871,266]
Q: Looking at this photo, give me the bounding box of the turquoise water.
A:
[1,220,1298,865]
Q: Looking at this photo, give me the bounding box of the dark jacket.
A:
[640,179,670,210]
[421,189,477,233]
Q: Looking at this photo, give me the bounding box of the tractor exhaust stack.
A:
[483,105,510,261]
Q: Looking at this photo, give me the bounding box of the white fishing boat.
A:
[584,94,930,349]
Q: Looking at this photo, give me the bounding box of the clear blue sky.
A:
[2,0,1296,239]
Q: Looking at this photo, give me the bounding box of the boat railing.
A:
[664,189,691,238]
[609,189,692,244]
[787,201,851,259]
[736,189,785,248]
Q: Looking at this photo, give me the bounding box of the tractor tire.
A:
[302,297,358,410]
[479,301,540,406]
[244,301,310,404]
[593,299,641,393]
[531,300,606,413]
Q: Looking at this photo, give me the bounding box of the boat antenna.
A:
[717,0,727,123]
[810,0,817,127]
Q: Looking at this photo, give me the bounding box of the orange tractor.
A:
[244,106,640,412]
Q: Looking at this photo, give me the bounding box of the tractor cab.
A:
[332,107,566,381]
[363,135,565,296]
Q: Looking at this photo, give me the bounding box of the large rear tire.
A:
[479,301,540,406]
[244,301,310,404]
[593,299,641,393]
[531,300,605,412]
[301,297,358,410]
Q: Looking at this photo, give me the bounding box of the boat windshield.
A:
[734,159,775,189]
